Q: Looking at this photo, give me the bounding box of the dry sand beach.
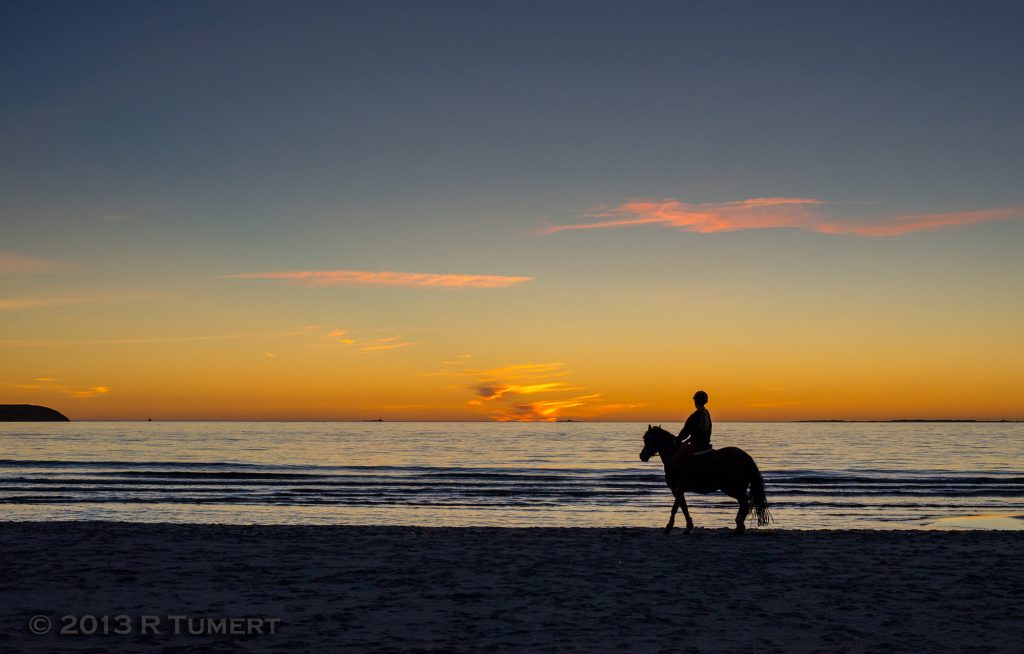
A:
[1,523,1021,653]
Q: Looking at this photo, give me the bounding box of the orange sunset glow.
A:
[2,3,1022,424]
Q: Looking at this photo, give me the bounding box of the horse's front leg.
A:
[664,498,679,534]
[678,493,694,533]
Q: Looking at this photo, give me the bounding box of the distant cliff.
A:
[0,404,70,421]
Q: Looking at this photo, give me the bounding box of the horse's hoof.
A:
[663,525,674,535]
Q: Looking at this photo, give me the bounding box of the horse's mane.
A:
[649,425,675,440]
[647,425,679,457]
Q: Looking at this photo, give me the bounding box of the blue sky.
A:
[2,1,1023,419]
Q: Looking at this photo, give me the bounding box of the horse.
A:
[639,424,772,534]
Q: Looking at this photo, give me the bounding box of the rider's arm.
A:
[678,411,696,440]
[675,426,689,445]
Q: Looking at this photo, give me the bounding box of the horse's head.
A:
[639,424,668,462]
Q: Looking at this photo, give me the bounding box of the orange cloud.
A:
[817,207,1024,236]
[489,394,610,422]
[0,252,72,274]
[359,337,418,352]
[472,381,577,402]
[427,362,566,379]
[544,198,823,234]
[3,377,110,399]
[328,329,356,345]
[223,269,534,288]
[0,325,319,348]
[0,297,101,311]
[0,293,152,312]
[68,386,110,399]
[433,360,624,421]
[328,329,418,352]
[544,198,1024,237]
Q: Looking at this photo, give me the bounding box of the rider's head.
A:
[692,390,708,407]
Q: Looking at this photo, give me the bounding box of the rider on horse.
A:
[669,390,712,469]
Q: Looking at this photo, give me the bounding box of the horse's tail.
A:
[748,457,773,527]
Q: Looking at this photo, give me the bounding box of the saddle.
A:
[669,447,716,490]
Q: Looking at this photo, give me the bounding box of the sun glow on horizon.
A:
[3,4,1023,423]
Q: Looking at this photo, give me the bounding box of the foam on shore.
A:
[927,513,1024,530]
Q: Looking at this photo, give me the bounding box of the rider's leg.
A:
[669,441,696,467]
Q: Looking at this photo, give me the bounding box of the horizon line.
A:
[28,418,1024,424]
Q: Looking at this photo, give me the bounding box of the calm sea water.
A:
[1,422,1022,529]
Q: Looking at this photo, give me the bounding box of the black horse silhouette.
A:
[639,424,771,534]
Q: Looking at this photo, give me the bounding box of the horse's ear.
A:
[647,424,651,429]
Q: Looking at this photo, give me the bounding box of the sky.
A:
[2,0,1023,421]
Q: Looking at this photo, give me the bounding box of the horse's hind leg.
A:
[734,494,749,535]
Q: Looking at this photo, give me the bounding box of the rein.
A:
[647,426,678,460]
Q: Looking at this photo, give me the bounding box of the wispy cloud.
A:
[2,378,110,399]
[750,400,802,408]
[818,207,1024,236]
[0,252,73,274]
[0,295,148,311]
[359,336,418,352]
[471,381,579,402]
[328,329,356,345]
[0,325,320,348]
[223,269,534,288]
[68,386,110,398]
[431,360,630,421]
[426,362,567,379]
[327,329,419,353]
[0,324,418,354]
[490,395,602,422]
[0,297,93,311]
[543,198,1024,237]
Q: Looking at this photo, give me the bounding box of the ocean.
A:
[1,421,1021,529]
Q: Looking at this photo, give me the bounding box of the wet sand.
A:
[1,522,1021,652]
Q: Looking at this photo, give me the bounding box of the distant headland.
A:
[0,404,70,421]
